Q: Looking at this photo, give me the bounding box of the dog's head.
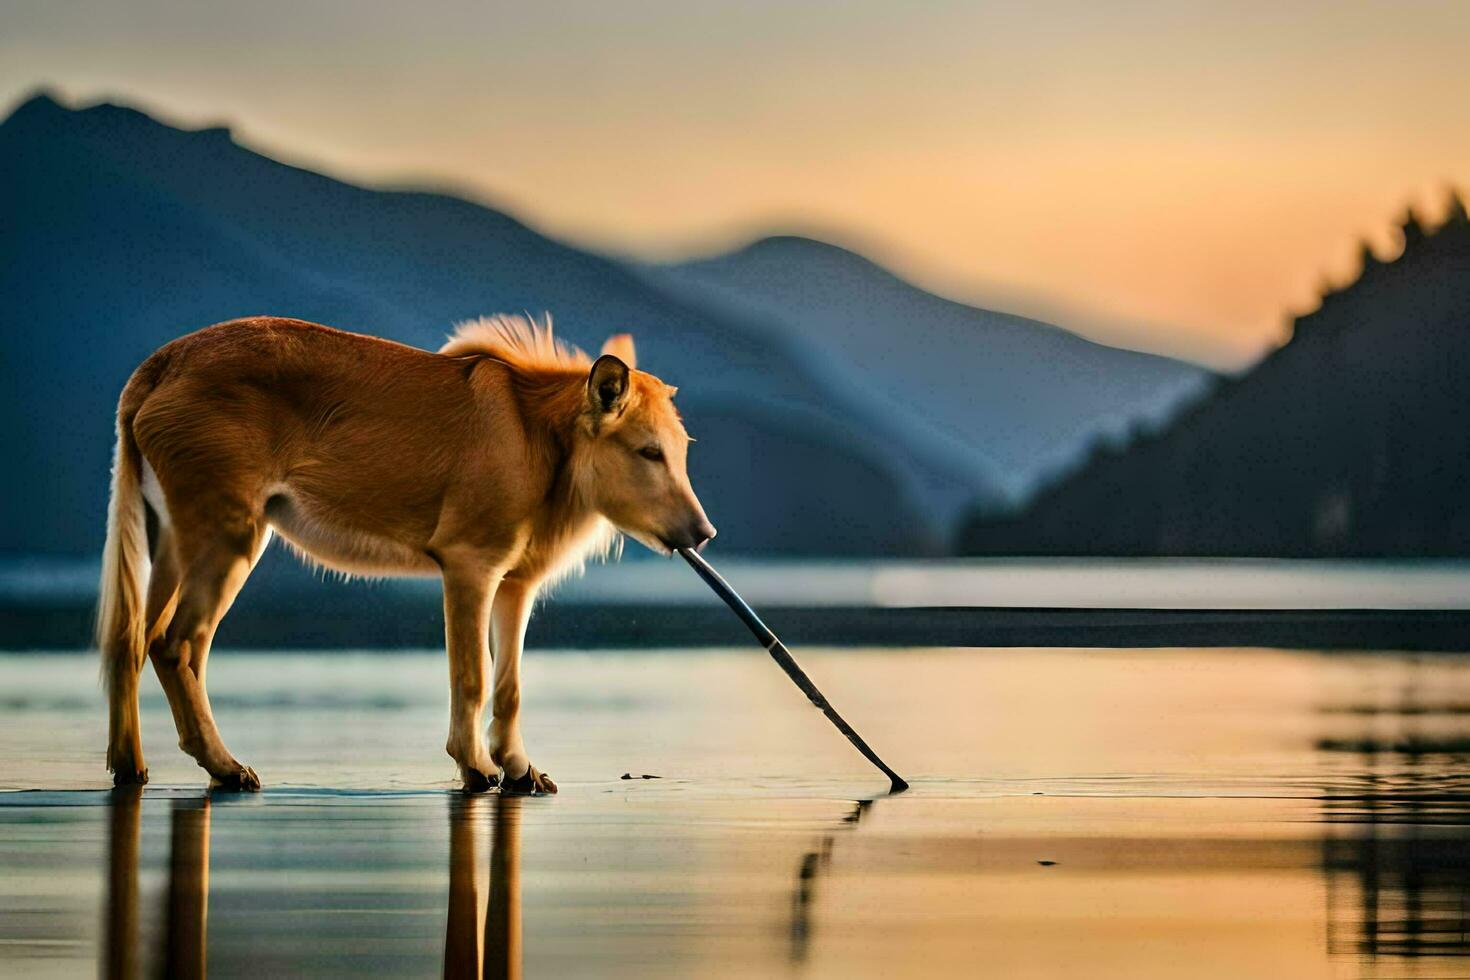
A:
[576,334,716,555]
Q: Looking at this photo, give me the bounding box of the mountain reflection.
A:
[1320,660,1470,958]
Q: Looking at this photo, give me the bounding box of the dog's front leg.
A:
[489,580,556,793]
[442,562,502,791]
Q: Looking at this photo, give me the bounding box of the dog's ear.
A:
[601,333,636,370]
[587,354,630,417]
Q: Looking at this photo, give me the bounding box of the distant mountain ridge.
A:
[0,91,969,556]
[959,198,1470,556]
[646,234,1211,502]
[1,90,1204,558]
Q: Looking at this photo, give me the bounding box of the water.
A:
[3,648,1470,977]
[15,556,1470,609]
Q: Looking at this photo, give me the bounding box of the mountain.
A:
[645,236,1212,504]
[0,91,1013,557]
[958,198,1470,556]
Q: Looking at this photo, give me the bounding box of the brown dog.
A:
[96,315,715,793]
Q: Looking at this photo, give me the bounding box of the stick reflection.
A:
[445,794,523,980]
[789,798,873,964]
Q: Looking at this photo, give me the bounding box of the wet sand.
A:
[3,648,1470,977]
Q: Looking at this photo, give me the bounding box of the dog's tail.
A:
[97,393,150,772]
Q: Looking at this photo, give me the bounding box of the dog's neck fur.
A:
[442,314,624,587]
[481,361,616,588]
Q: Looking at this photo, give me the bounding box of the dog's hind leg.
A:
[490,581,555,794]
[149,504,263,790]
[106,661,149,786]
[106,522,185,787]
[110,526,184,783]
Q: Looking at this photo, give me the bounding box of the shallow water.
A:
[3,648,1470,977]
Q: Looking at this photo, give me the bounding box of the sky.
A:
[4,1,1468,370]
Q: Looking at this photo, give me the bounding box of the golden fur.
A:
[440,312,591,369]
[96,315,715,793]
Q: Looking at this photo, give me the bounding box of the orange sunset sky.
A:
[4,1,1468,369]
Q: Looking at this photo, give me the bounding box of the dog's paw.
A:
[213,766,261,792]
[462,768,500,794]
[501,765,556,795]
[111,766,149,787]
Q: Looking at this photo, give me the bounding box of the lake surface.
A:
[13,555,1470,610]
[3,647,1470,977]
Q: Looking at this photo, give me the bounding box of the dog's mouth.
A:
[655,535,712,557]
[624,529,673,557]
[623,527,711,558]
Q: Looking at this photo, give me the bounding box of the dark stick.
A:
[678,548,909,793]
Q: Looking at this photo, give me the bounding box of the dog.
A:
[97,314,715,793]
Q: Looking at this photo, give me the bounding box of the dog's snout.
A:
[693,520,717,552]
[669,519,717,553]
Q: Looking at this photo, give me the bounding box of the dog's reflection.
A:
[104,787,212,980]
[103,789,522,979]
[104,787,142,980]
[445,794,523,980]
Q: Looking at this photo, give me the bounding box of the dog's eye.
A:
[638,445,665,463]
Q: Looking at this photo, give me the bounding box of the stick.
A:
[677,548,909,793]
